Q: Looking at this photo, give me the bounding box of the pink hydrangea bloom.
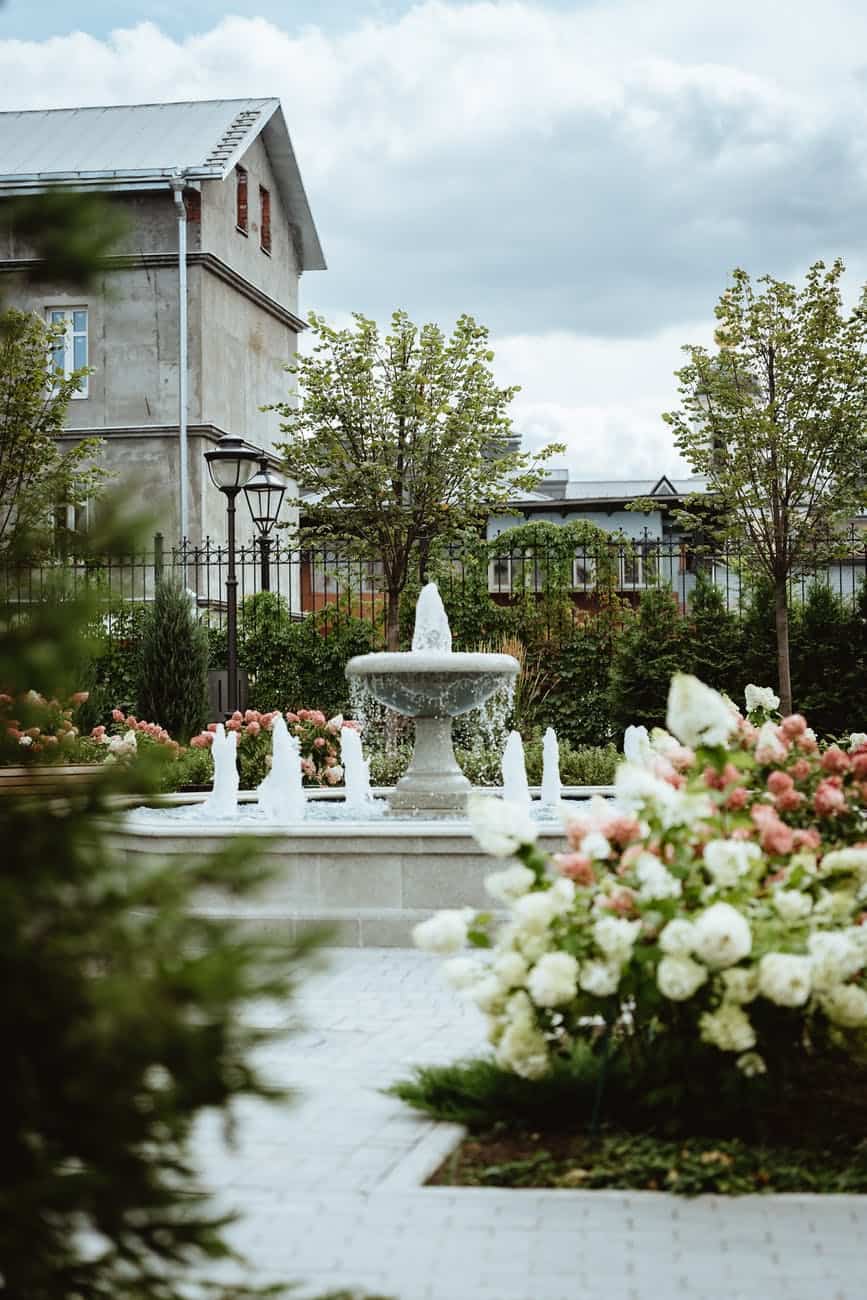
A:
[814,779,847,816]
[780,713,807,739]
[821,745,850,775]
[553,852,595,885]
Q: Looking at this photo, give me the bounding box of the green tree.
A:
[138,577,209,741]
[0,309,103,556]
[607,587,687,736]
[665,260,867,713]
[684,573,742,699]
[791,582,858,737]
[272,311,562,648]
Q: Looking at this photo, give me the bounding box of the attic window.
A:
[236,166,248,234]
[259,185,271,255]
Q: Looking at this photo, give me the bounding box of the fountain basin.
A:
[110,793,603,946]
[346,650,519,813]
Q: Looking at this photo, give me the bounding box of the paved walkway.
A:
[193,950,867,1300]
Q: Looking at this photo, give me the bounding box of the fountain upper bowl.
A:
[346,651,519,719]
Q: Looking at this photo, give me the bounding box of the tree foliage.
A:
[0,543,321,1300]
[138,578,209,741]
[0,308,103,556]
[272,310,563,647]
[607,587,687,736]
[665,259,867,711]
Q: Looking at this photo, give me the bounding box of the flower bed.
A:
[189,709,354,789]
[403,675,867,1191]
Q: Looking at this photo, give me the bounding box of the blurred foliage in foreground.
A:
[0,526,325,1299]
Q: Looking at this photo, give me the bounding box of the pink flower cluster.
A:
[189,708,361,785]
[1,689,86,756]
[93,709,180,755]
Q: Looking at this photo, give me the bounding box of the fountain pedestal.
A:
[346,582,519,818]
[389,716,472,813]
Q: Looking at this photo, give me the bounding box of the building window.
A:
[236,166,248,234]
[47,308,88,398]
[259,185,271,254]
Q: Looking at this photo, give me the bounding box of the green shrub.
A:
[237,592,377,716]
[137,579,209,743]
[76,602,149,730]
[607,586,688,735]
[685,573,742,698]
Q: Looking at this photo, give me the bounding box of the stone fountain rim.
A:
[345,651,520,676]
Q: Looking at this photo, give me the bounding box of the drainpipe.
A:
[170,174,189,545]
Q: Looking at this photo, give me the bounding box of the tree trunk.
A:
[386,586,401,651]
[773,575,793,715]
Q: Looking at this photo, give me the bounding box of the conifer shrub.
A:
[606,586,688,735]
[137,578,210,742]
[684,573,742,699]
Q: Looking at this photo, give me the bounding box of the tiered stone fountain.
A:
[112,584,610,945]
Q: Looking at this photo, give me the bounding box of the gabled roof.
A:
[0,98,325,270]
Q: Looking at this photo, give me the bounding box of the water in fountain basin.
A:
[257,716,306,822]
[341,724,373,810]
[540,726,562,808]
[502,729,531,811]
[202,724,239,819]
[411,581,452,654]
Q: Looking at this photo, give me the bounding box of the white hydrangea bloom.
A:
[527,952,579,1007]
[412,909,473,955]
[578,960,621,997]
[772,889,813,923]
[513,891,559,934]
[745,684,780,714]
[666,673,736,749]
[581,830,612,861]
[471,974,505,1013]
[492,950,529,990]
[699,1003,757,1052]
[442,956,484,990]
[650,727,682,758]
[807,930,864,990]
[484,864,536,904]
[847,732,867,752]
[549,877,577,913]
[821,983,867,1028]
[693,903,752,968]
[467,791,538,858]
[703,839,762,890]
[593,915,642,964]
[736,1051,767,1077]
[657,955,707,1001]
[755,721,787,764]
[659,918,697,957]
[720,966,759,1004]
[635,852,682,901]
[495,991,549,1079]
[820,847,867,875]
[758,952,812,1007]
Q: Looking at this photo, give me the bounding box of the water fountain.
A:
[540,726,562,809]
[113,583,613,946]
[346,583,520,813]
[502,729,531,812]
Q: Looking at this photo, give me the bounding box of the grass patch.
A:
[390,1051,867,1196]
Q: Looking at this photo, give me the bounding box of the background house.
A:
[0,97,325,549]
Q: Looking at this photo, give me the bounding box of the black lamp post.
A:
[243,459,288,591]
[204,434,260,715]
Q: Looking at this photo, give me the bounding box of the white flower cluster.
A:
[414,673,867,1082]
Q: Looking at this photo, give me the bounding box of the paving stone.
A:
[191,948,867,1300]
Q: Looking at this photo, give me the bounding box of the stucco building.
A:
[0,97,325,546]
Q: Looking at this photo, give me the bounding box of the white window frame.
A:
[46,307,89,398]
[572,554,597,589]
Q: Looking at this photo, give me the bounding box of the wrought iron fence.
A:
[2,529,866,650]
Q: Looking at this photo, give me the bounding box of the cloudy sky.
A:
[3,0,866,477]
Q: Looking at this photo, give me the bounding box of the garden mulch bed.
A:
[430,1125,867,1196]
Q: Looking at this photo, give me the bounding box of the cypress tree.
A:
[607,587,688,736]
[138,578,209,741]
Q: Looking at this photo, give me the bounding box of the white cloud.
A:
[2,2,866,476]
